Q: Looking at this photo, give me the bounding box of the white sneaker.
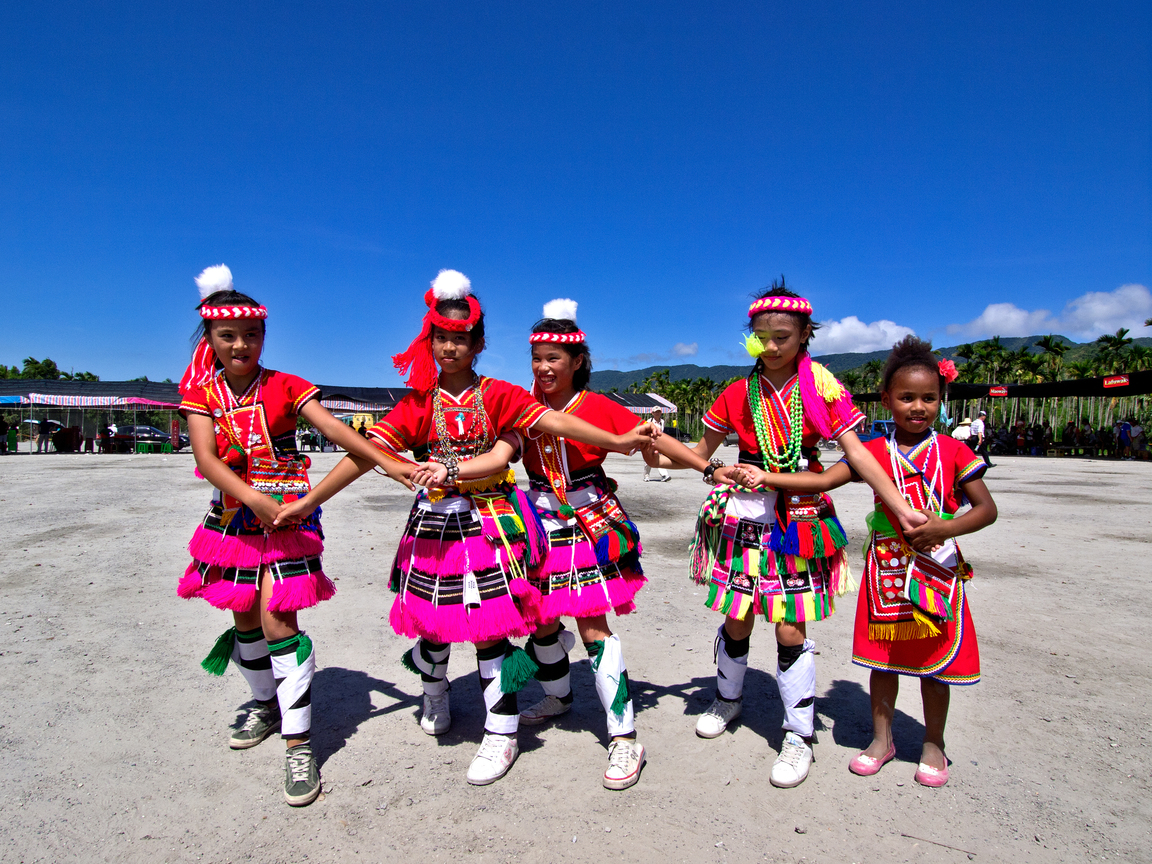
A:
[695,696,742,738]
[420,691,451,736]
[466,733,518,785]
[603,739,645,790]
[519,694,572,726]
[770,731,813,788]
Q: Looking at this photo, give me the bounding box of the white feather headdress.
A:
[431,269,472,300]
[542,298,578,323]
[195,264,233,300]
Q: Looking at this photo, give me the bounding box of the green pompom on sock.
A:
[611,670,631,718]
[400,647,421,676]
[201,627,237,676]
[499,646,539,694]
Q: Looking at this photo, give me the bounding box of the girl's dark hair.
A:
[190,290,266,348]
[882,335,945,393]
[747,275,820,347]
[530,318,592,391]
[432,298,486,351]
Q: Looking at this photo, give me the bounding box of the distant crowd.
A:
[950,413,1147,460]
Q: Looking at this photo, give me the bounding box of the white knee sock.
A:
[270,632,316,738]
[476,641,519,736]
[234,627,276,702]
[715,624,749,701]
[528,625,576,700]
[410,639,451,696]
[588,635,635,738]
[777,639,816,738]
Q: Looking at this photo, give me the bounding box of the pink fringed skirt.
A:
[177,501,334,614]
[388,485,550,644]
[525,479,646,624]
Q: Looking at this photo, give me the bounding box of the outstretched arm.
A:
[535,412,658,454]
[905,477,997,552]
[411,435,520,487]
[732,460,853,493]
[648,427,726,470]
[299,400,415,489]
[838,431,927,532]
[274,454,377,525]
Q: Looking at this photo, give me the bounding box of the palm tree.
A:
[1095,328,1134,375]
[1034,334,1069,382]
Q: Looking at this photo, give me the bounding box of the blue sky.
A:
[2,2,1149,387]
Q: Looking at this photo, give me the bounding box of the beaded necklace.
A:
[748,372,804,472]
[431,374,490,468]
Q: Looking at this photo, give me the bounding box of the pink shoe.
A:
[914,760,949,787]
[848,744,896,776]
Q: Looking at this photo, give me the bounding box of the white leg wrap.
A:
[271,633,316,738]
[777,639,816,738]
[234,630,276,702]
[715,625,749,701]
[593,635,634,738]
[530,629,574,699]
[477,649,519,736]
[413,640,451,696]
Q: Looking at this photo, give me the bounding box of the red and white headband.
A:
[529,298,585,344]
[200,305,268,320]
[748,295,813,317]
[180,264,269,395]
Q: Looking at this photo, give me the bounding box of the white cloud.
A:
[673,342,698,357]
[810,316,916,355]
[947,284,1152,341]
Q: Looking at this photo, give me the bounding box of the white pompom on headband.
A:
[530,297,586,344]
[194,264,234,300]
[431,269,472,300]
[542,298,578,323]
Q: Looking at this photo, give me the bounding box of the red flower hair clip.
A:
[938,358,959,383]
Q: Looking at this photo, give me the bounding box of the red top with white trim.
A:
[522,390,638,476]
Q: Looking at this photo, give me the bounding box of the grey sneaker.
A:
[284,743,321,806]
[420,691,451,736]
[229,700,281,749]
[519,694,572,726]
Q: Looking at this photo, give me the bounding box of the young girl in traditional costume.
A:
[275,271,657,787]
[488,299,713,790]
[649,279,926,789]
[178,265,406,806]
[734,336,996,786]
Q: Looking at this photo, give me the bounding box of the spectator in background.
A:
[951,417,972,443]
[642,407,671,481]
[970,410,992,467]
[1118,418,1133,459]
[1131,419,1146,458]
[36,417,52,453]
[0,415,8,454]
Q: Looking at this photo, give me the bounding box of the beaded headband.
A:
[529,331,586,344]
[199,305,268,320]
[748,295,813,318]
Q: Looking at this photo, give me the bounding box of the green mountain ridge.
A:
[589,335,1152,391]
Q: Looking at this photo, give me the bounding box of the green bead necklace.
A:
[748,373,804,472]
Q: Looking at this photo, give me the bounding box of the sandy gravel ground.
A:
[1,449,1149,864]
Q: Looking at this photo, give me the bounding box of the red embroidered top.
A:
[522,390,639,478]
[702,374,864,454]
[179,369,319,460]
[367,376,551,459]
[859,433,987,516]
